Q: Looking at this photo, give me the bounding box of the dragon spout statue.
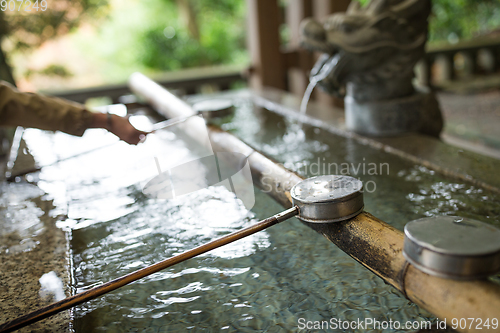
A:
[300,0,443,137]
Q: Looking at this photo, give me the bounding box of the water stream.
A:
[299,81,317,116]
[299,55,338,115]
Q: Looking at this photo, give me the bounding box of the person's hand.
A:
[90,112,147,145]
[108,114,147,145]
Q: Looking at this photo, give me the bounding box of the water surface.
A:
[19,98,500,332]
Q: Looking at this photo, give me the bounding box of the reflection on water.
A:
[0,183,45,254]
[18,99,500,332]
[228,100,500,230]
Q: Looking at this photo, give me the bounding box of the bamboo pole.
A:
[128,73,500,332]
[0,207,298,333]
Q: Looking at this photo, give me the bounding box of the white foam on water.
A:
[39,271,66,302]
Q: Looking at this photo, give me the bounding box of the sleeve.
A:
[0,81,94,136]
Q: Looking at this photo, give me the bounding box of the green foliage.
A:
[430,0,500,41]
[39,64,72,77]
[356,0,370,6]
[138,0,247,71]
[66,0,248,82]
[140,27,205,70]
[25,64,72,78]
[354,0,500,42]
[2,0,110,51]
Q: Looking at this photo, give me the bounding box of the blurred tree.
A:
[175,0,199,40]
[139,0,247,71]
[430,0,500,41]
[0,0,110,84]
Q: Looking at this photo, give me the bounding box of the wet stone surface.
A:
[0,141,72,333]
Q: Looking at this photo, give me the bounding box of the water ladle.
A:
[5,99,234,182]
[404,216,500,280]
[0,175,363,333]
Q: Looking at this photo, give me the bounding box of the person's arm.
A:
[0,81,146,144]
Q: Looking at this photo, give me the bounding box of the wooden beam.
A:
[247,0,286,90]
[285,0,314,95]
[313,0,350,108]
[46,66,245,104]
[313,0,350,19]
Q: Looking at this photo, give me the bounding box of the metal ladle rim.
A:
[290,175,365,223]
[296,206,364,223]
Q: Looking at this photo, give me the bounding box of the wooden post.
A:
[285,0,314,96]
[439,53,455,82]
[462,50,478,77]
[247,0,287,90]
[421,55,434,87]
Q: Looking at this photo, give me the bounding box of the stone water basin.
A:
[2,92,499,332]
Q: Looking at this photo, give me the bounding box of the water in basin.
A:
[17,98,500,332]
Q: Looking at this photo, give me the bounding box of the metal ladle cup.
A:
[291,175,364,223]
[404,216,500,280]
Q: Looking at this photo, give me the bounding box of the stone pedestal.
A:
[345,87,443,138]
